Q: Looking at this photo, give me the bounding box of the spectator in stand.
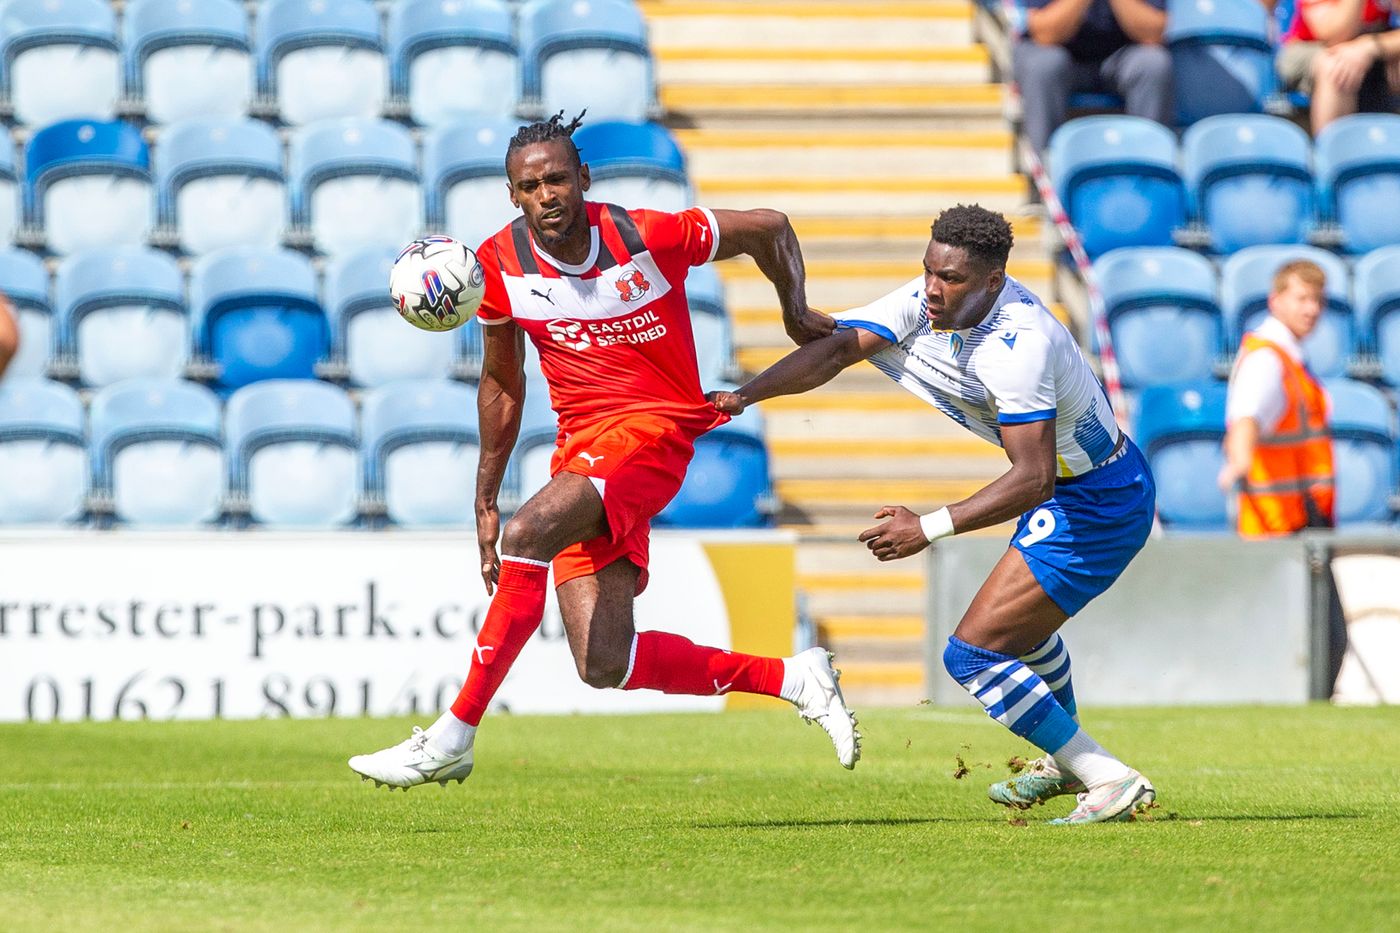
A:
[1013,0,1174,152]
[1278,0,1400,134]
[0,291,17,382]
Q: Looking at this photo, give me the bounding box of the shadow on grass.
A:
[1166,812,1367,823]
[695,817,965,830]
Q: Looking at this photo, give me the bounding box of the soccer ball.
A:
[390,236,485,332]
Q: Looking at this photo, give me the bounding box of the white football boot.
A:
[788,647,862,769]
[348,726,474,790]
[1049,770,1156,824]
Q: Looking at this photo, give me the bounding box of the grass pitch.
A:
[1,704,1397,931]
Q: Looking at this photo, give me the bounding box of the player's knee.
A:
[943,635,999,686]
[500,512,546,558]
[579,650,628,690]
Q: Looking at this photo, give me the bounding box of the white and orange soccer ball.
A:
[389,236,485,332]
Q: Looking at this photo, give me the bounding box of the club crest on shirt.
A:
[614,269,651,302]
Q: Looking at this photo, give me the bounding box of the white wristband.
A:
[919,507,956,542]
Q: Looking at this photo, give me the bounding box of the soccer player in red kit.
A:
[349,113,860,789]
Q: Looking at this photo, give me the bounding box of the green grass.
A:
[1,705,1397,931]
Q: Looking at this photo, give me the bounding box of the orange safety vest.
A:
[1232,334,1335,538]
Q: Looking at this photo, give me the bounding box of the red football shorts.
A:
[549,413,709,594]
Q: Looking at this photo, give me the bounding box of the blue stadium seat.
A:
[573,120,691,213]
[1315,114,1400,255]
[1135,381,1230,530]
[124,0,253,125]
[54,247,187,388]
[0,248,52,380]
[424,118,519,250]
[325,246,456,387]
[657,406,774,528]
[1181,114,1314,254]
[1323,377,1395,525]
[520,0,657,123]
[1354,245,1400,385]
[0,378,87,524]
[289,118,421,257]
[685,263,733,385]
[1220,245,1352,377]
[257,0,386,126]
[190,247,329,392]
[1094,247,1222,388]
[362,380,480,527]
[0,133,18,244]
[389,0,518,126]
[157,117,286,256]
[1165,0,1275,126]
[88,378,224,526]
[24,119,153,256]
[0,0,120,126]
[225,379,358,527]
[1047,116,1186,259]
[505,375,560,509]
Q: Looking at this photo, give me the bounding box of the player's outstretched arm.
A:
[709,208,833,345]
[475,322,528,595]
[710,326,891,415]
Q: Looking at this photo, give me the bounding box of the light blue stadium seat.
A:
[1354,245,1400,385]
[89,378,224,526]
[1166,0,1275,126]
[157,117,286,256]
[1094,247,1222,388]
[573,120,691,213]
[424,118,519,250]
[0,0,120,126]
[326,246,456,387]
[505,375,560,510]
[54,246,187,388]
[0,378,87,524]
[362,380,480,527]
[257,0,387,126]
[1047,116,1186,259]
[1220,245,1352,378]
[389,0,518,126]
[521,0,656,123]
[0,133,18,244]
[225,379,358,527]
[0,248,53,380]
[686,263,733,385]
[1135,381,1230,530]
[290,118,421,257]
[1182,114,1314,254]
[1315,114,1400,255]
[1322,378,1395,525]
[657,405,773,528]
[190,247,329,392]
[124,0,253,125]
[24,119,153,256]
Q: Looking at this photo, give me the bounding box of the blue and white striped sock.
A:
[943,635,1079,754]
[1021,633,1077,722]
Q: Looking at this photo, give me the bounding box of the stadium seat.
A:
[361,380,480,527]
[1322,378,1395,525]
[54,247,187,388]
[1354,245,1400,385]
[0,0,120,126]
[256,0,387,126]
[1093,247,1222,388]
[325,246,456,387]
[0,378,87,524]
[189,247,329,392]
[1315,114,1400,255]
[0,134,18,245]
[88,378,224,526]
[0,248,52,380]
[686,263,734,385]
[1220,245,1352,377]
[124,0,253,125]
[24,119,153,256]
[656,406,774,528]
[1047,116,1186,259]
[1165,0,1275,126]
[1135,381,1230,530]
[156,117,286,256]
[225,379,358,527]
[1181,114,1314,254]
[289,118,421,257]
[424,118,519,250]
[389,0,518,126]
[520,0,657,123]
[573,121,691,213]
[505,376,560,510]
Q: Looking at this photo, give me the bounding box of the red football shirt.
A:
[475,201,726,435]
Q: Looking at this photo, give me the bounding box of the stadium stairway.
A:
[642,0,1045,707]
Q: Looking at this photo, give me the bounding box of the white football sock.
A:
[424,710,475,757]
[778,658,804,704]
[1053,728,1132,788]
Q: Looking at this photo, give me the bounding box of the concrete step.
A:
[798,538,930,575]
[664,83,1004,123]
[639,1,976,48]
[779,477,987,514]
[697,172,1026,217]
[827,637,925,665]
[655,45,990,85]
[786,213,1046,259]
[830,661,926,707]
[675,127,1014,178]
[770,435,1006,480]
[798,568,925,617]
[759,389,966,439]
[819,614,926,640]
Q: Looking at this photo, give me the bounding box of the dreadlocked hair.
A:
[506,109,587,168]
[930,204,1013,271]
